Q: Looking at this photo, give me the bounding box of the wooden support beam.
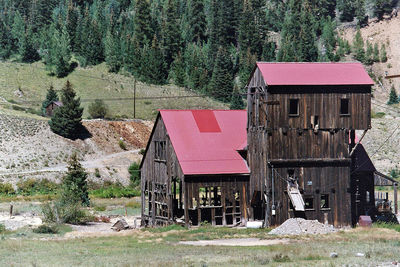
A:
[269,158,351,166]
[349,129,368,157]
[385,74,400,79]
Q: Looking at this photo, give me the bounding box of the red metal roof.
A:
[256,62,374,86]
[159,110,249,176]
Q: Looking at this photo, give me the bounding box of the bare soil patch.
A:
[179,238,291,247]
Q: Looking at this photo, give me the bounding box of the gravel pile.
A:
[269,218,337,235]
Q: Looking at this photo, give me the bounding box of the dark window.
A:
[320,194,329,209]
[289,99,299,116]
[305,197,314,210]
[155,141,166,160]
[340,99,350,115]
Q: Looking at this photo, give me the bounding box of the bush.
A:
[33,224,59,234]
[119,139,127,150]
[17,179,59,196]
[128,162,140,186]
[88,99,108,119]
[41,200,92,225]
[0,224,5,233]
[0,183,15,195]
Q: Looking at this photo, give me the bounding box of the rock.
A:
[330,252,338,258]
[111,219,129,231]
[356,253,365,257]
[268,218,336,236]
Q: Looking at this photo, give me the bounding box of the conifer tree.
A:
[133,0,152,47]
[187,0,206,44]
[353,28,365,63]
[388,85,399,105]
[355,0,367,26]
[66,0,79,51]
[11,11,25,56]
[161,0,181,68]
[105,25,121,73]
[49,81,83,139]
[374,0,392,20]
[0,17,12,59]
[184,43,208,92]
[365,41,374,65]
[298,0,318,62]
[239,48,257,87]
[209,46,234,102]
[41,85,59,116]
[170,52,186,87]
[230,85,244,110]
[381,43,388,62]
[45,25,72,78]
[239,0,259,56]
[277,0,301,61]
[338,0,355,22]
[61,153,90,206]
[321,17,336,61]
[140,35,167,85]
[19,25,40,62]
[373,43,380,62]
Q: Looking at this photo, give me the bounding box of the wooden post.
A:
[9,204,13,217]
[184,181,189,227]
[394,183,398,214]
[133,79,137,118]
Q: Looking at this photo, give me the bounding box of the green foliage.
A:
[128,162,140,186]
[381,43,388,62]
[209,46,233,102]
[41,200,91,225]
[338,0,355,22]
[230,86,244,110]
[49,81,83,139]
[33,224,59,234]
[353,28,365,63]
[169,52,186,87]
[119,139,127,150]
[371,111,385,118]
[41,85,59,116]
[0,224,5,233]
[88,99,108,119]
[374,0,393,20]
[373,43,380,62]
[186,0,206,44]
[389,168,400,179]
[387,85,399,105]
[140,36,168,85]
[365,41,374,65]
[0,183,15,195]
[133,0,153,48]
[105,25,121,73]
[61,153,90,206]
[17,179,59,196]
[354,0,367,26]
[90,184,140,198]
[161,0,181,68]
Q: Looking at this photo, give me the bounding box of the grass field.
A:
[0,225,399,266]
[0,61,227,120]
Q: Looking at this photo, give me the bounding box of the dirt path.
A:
[179,238,291,247]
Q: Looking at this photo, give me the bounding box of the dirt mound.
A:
[269,218,336,235]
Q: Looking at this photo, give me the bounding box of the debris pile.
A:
[269,218,336,235]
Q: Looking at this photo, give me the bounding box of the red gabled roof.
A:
[256,62,374,86]
[160,110,249,176]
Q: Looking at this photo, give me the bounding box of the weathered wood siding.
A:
[141,115,184,226]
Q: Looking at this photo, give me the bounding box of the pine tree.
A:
[20,25,40,63]
[105,25,121,73]
[161,0,181,68]
[184,43,209,92]
[298,0,318,61]
[49,81,83,139]
[381,43,388,62]
[338,0,355,22]
[41,85,59,116]
[66,0,79,51]
[11,11,25,57]
[44,25,72,78]
[230,85,244,110]
[238,0,259,56]
[0,17,12,59]
[61,153,90,206]
[353,28,365,63]
[170,52,186,87]
[209,46,233,102]
[187,0,206,44]
[140,35,167,85]
[239,48,257,87]
[388,85,399,105]
[277,0,302,62]
[373,43,380,62]
[133,0,153,47]
[374,0,392,20]
[321,17,336,61]
[365,41,374,65]
[355,0,367,26]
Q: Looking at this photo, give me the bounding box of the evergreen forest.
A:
[0,0,396,104]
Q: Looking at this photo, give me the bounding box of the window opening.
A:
[340,99,350,115]
[155,141,166,160]
[289,99,299,116]
[320,194,329,209]
[304,197,314,210]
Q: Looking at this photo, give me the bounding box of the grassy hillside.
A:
[0,61,227,120]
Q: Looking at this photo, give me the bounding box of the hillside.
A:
[340,16,400,174]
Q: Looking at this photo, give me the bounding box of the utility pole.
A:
[134,79,136,119]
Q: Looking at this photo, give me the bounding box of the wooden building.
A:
[140,110,250,227]
[247,62,374,227]
[45,101,63,117]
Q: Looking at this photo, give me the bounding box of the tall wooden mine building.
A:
[247,62,374,227]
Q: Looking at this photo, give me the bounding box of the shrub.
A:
[33,224,59,234]
[128,162,140,186]
[88,99,108,119]
[17,179,59,195]
[94,168,101,178]
[0,224,5,233]
[0,183,15,195]
[41,200,92,225]
[119,139,127,150]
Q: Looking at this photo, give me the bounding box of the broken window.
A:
[304,197,314,210]
[155,141,166,160]
[320,194,329,209]
[340,99,350,115]
[289,99,299,116]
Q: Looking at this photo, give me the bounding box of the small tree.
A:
[365,41,374,65]
[381,43,388,62]
[49,81,83,139]
[387,85,399,105]
[353,28,365,63]
[230,86,245,110]
[61,153,90,206]
[88,99,108,119]
[128,162,140,187]
[373,43,380,62]
[41,85,59,116]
